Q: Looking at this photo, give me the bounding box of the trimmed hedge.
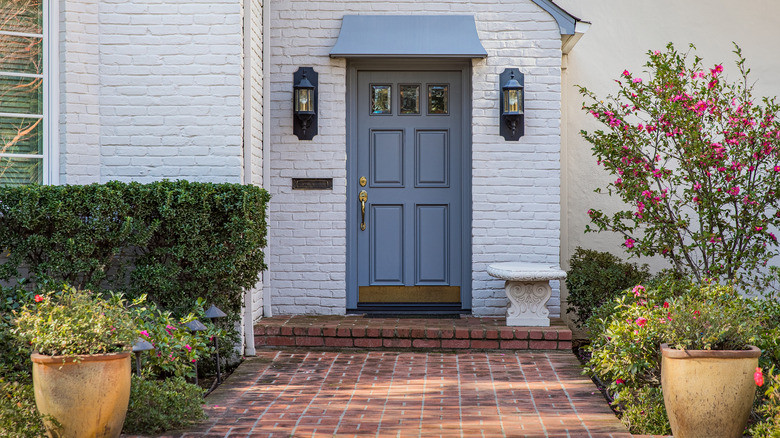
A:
[0,180,270,319]
[565,247,650,328]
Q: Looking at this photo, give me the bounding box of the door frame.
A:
[345,59,473,313]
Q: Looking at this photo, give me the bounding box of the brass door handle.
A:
[359,190,367,231]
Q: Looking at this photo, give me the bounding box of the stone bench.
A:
[487,262,567,327]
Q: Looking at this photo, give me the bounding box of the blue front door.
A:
[353,69,465,309]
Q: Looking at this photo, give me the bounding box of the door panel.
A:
[416,130,449,187]
[356,70,462,307]
[371,130,404,187]
[370,204,404,284]
[416,205,448,283]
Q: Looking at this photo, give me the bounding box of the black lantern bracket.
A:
[293,67,318,140]
[499,68,525,141]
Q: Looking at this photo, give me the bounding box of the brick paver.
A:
[149,350,630,438]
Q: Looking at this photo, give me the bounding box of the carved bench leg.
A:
[504,280,551,327]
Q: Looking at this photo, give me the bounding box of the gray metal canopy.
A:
[330,15,488,58]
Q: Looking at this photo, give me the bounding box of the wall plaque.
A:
[292,178,333,190]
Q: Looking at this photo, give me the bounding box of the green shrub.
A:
[565,247,650,327]
[0,287,36,377]
[0,180,270,322]
[122,376,206,435]
[613,386,671,435]
[0,380,48,438]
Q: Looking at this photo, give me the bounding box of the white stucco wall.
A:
[556,0,780,326]
[268,0,564,316]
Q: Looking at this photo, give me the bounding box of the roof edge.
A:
[529,0,585,36]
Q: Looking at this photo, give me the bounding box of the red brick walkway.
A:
[160,350,630,438]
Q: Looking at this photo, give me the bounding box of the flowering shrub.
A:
[585,279,772,434]
[579,43,780,285]
[131,297,224,379]
[751,368,780,437]
[13,287,137,356]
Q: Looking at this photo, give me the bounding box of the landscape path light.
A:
[205,304,227,384]
[131,338,154,378]
[185,319,207,385]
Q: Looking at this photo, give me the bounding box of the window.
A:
[0,0,53,185]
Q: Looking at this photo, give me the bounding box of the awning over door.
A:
[330,15,488,58]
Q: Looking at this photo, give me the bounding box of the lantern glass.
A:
[295,88,313,113]
[503,88,522,114]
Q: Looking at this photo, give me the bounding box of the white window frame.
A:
[0,0,58,184]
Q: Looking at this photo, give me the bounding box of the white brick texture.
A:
[95,0,244,183]
[60,0,101,184]
[268,0,563,317]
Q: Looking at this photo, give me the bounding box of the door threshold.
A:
[349,304,469,317]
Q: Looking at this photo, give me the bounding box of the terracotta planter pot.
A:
[31,352,131,438]
[660,343,760,438]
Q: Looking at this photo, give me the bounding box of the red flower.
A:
[34,295,44,303]
[754,368,764,386]
[616,379,625,385]
[663,301,670,308]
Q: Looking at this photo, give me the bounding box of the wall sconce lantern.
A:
[293,67,318,140]
[500,68,524,141]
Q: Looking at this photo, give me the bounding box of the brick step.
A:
[254,315,572,351]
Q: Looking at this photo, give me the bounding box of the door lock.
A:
[359,176,367,187]
[359,190,367,231]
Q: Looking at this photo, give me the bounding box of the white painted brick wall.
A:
[249,0,264,322]
[96,0,244,183]
[60,0,102,184]
[59,0,265,325]
[269,0,563,317]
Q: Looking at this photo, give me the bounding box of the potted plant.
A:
[14,287,138,438]
[659,284,762,438]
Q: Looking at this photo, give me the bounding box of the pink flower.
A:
[625,238,635,249]
[727,186,740,196]
[140,330,150,337]
[756,226,763,231]
[185,344,192,351]
[632,285,646,296]
[191,359,197,363]
[622,70,630,77]
[632,78,642,84]
[755,368,764,386]
[635,317,648,327]
[774,166,780,172]
[616,379,625,385]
